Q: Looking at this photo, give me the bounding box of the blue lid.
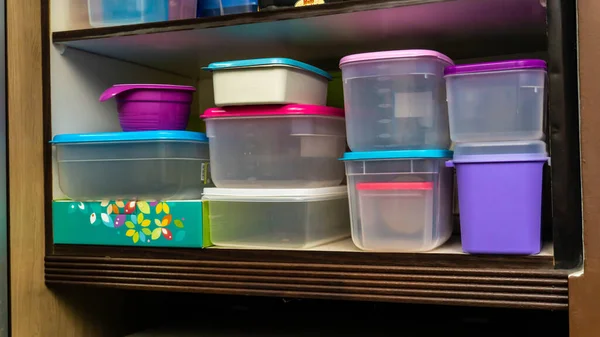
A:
[341,149,453,161]
[51,131,208,144]
[203,58,332,80]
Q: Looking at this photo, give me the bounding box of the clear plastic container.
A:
[339,50,454,151]
[202,105,346,188]
[444,59,547,143]
[342,150,454,252]
[203,186,350,249]
[199,0,258,16]
[87,0,196,27]
[51,131,211,200]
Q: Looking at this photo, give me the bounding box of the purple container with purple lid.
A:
[100,84,196,132]
[444,59,547,143]
[446,141,549,255]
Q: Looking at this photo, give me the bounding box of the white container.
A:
[341,150,454,252]
[203,186,350,249]
[339,50,454,151]
[87,0,198,27]
[444,59,547,142]
[203,58,332,106]
[51,131,211,200]
[202,105,346,188]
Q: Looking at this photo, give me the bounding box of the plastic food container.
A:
[203,186,350,249]
[100,84,196,132]
[447,141,549,255]
[341,150,454,252]
[198,0,258,16]
[444,59,547,143]
[88,0,168,27]
[169,0,198,20]
[51,131,211,200]
[339,50,454,151]
[202,104,346,188]
[203,58,332,106]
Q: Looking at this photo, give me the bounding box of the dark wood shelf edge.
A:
[45,247,570,310]
[45,280,568,310]
[49,244,560,271]
[52,0,448,42]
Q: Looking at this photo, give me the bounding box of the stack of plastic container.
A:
[444,60,549,255]
[338,50,455,252]
[201,58,350,249]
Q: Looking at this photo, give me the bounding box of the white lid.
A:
[202,186,347,201]
[453,140,547,157]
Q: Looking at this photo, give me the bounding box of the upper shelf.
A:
[52,0,548,77]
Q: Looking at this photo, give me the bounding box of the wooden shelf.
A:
[45,238,568,310]
[51,0,547,77]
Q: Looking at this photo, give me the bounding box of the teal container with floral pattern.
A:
[53,200,210,248]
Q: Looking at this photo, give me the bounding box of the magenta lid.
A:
[99,84,196,102]
[339,50,454,67]
[444,59,547,76]
[202,104,345,119]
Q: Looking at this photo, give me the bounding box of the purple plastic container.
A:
[100,84,196,132]
[447,150,549,255]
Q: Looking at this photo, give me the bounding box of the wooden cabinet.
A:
[6,0,599,335]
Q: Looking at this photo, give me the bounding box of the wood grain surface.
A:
[7,0,139,335]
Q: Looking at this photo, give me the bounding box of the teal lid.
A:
[342,149,453,161]
[203,58,332,80]
[51,131,208,144]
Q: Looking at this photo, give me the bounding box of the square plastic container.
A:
[342,150,454,252]
[339,50,454,151]
[202,105,346,188]
[203,58,332,106]
[88,0,169,27]
[444,59,547,143]
[203,186,350,249]
[447,141,548,255]
[51,131,211,200]
[199,0,258,16]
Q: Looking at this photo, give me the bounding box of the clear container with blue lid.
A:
[341,149,454,252]
[203,58,332,106]
[51,131,211,200]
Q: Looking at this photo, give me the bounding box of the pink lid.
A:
[339,50,454,67]
[356,182,433,191]
[202,104,345,119]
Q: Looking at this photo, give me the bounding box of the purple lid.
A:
[99,84,196,102]
[444,59,547,76]
[339,50,454,67]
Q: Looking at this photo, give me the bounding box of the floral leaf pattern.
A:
[75,200,189,245]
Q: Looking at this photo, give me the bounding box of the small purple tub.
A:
[100,84,196,132]
[446,141,549,255]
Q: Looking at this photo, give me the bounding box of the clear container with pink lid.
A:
[339,50,454,151]
[201,104,346,188]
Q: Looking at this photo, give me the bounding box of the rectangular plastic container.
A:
[342,150,454,252]
[202,105,346,188]
[87,0,196,27]
[447,141,548,255]
[51,131,211,200]
[203,58,332,106]
[88,0,167,27]
[444,59,547,143]
[199,0,258,16]
[339,50,454,151]
[203,187,350,249]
